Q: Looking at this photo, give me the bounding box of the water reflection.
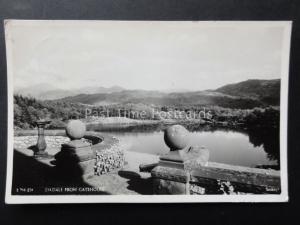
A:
[247,127,280,167]
[87,123,280,168]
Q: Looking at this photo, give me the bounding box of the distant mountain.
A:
[15,83,75,100]
[56,79,280,109]
[15,84,125,100]
[59,90,168,105]
[74,85,125,95]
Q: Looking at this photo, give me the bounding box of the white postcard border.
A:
[4,20,292,204]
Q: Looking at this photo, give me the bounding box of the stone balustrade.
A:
[141,124,281,195]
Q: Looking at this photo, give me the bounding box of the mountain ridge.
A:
[15,84,125,100]
[52,79,280,109]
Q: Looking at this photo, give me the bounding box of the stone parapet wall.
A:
[14,136,70,149]
[14,129,125,176]
[94,145,125,175]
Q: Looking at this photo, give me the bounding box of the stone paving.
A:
[13,134,159,195]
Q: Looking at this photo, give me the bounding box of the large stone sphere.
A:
[65,120,86,140]
[164,125,189,151]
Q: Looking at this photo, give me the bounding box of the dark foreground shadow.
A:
[118,170,153,195]
[12,149,109,195]
[28,145,39,153]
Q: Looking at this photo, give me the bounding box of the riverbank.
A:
[84,116,218,128]
[84,116,179,125]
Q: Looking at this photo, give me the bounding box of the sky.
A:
[7,21,289,91]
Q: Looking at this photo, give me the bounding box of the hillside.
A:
[216,79,280,105]
[56,79,280,109]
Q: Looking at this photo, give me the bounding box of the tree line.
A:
[14,95,279,129]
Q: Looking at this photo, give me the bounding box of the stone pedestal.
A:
[151,124,209,195]
[152,146,209,194]
[54,120,96,180]
[34,120,51,158]
[55,140,95,176]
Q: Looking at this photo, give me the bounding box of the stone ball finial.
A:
[164,125,189,151]
[65,120,86,140]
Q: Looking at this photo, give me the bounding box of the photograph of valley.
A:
[6,21,290,201]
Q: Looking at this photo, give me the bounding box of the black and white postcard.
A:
[4,20,291,203]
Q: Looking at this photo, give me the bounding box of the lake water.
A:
[87,124,279,168]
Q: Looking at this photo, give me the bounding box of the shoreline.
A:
[84,117,178,125]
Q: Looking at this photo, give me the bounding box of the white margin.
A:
[4,20,292,204]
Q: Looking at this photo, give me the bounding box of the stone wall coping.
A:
[14,129,119,153]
